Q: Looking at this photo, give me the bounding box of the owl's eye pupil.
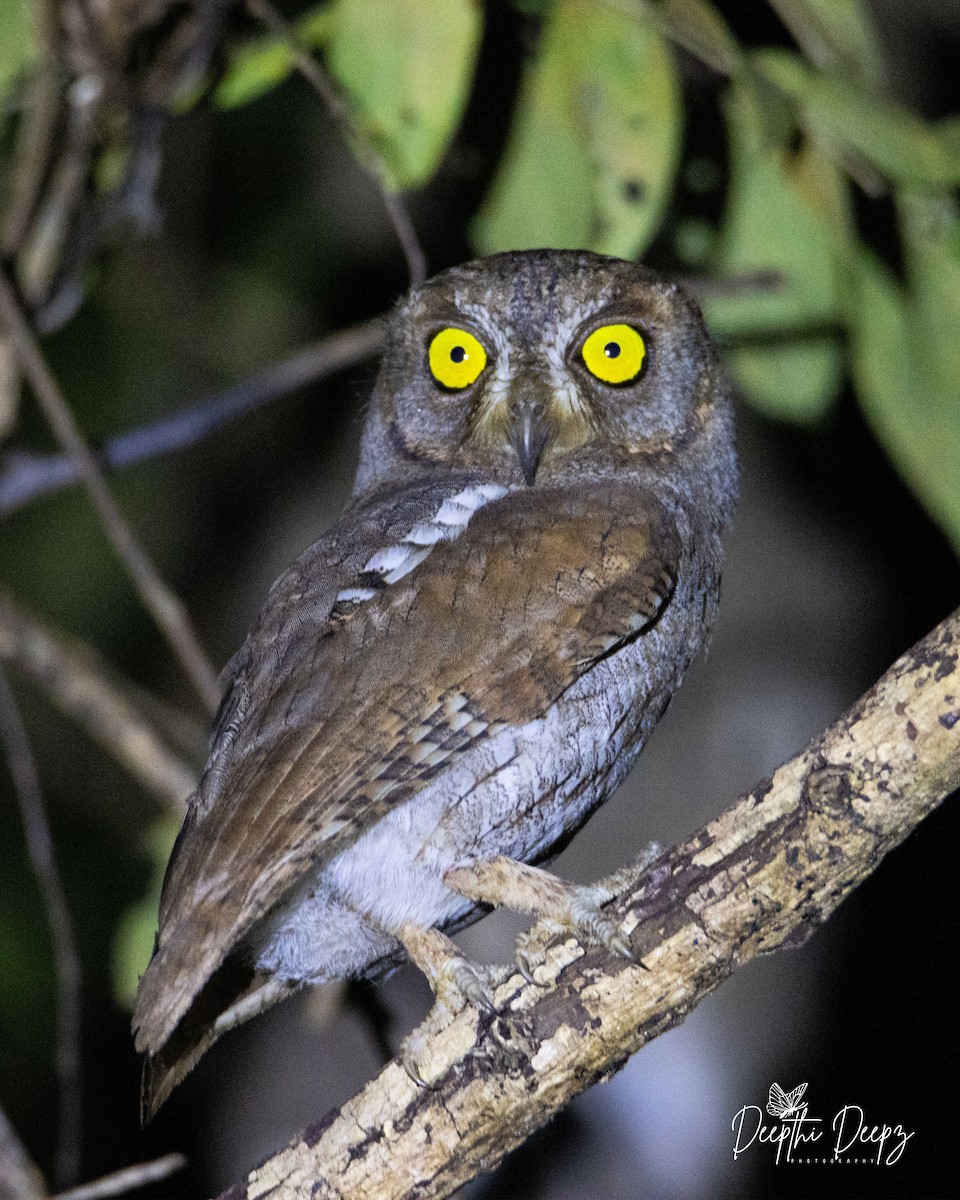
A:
[450,346,467,363]
[604,342,621,359]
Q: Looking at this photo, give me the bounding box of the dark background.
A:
[1,1,959,1197]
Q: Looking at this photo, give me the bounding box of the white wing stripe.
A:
[383,545,432,584]
[347,483,513,597]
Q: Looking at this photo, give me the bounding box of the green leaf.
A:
[0,0,34,94]
[215,36,298,110]
[325,0,482,192]
[755,49,960,188]
[646,0,744,77]
[702,83,849,423]
[111,817,180,1008]
[214,5,336,110]
[473,1,681,259]
[767,0,886,91]
[848,195,960,555]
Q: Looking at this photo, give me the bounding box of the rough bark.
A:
[221,608,960,1200]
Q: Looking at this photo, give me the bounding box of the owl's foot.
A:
[444,855,644,983]
[395,922,520,1086]
[398,922,497,1014]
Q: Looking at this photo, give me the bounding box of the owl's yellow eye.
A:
[580,324,647,385]
[428,327,488,390]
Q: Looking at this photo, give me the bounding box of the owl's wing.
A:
[133,481,681,1064]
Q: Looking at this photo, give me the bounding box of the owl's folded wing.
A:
[132,483,680,1065]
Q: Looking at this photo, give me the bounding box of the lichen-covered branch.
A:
[222,608,960,1200]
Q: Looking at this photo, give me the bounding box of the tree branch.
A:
[0,1102,47,1200]
[221,608,960,1200]
[0,667,82,1188]
[0,269,220,712]
[1,1108,186,1200]
[0,318,385,517]
[0,591,197,811]
[51,1152,187,1200]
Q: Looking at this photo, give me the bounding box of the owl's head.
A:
[356,250,735,519]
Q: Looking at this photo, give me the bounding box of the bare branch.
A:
[680,268,785,299]
[221,609,960,1200]
[0,269,220,713]
[51,1153,187,1200]
[0,1103,47,1200]
[0,319,385,517]
[246,0,427,286]
[0,591,196,811]
[0,667,82,1189]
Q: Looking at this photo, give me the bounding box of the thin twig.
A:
[0,666,82,1190]
[0,269,220,713]
[0,591,197,811]
[680,268,785,299]
[52,1152,187,1200]
[377,192,427,289]
[0,1102,47,1200]
[246,0,427,286]
[0,318,385,516]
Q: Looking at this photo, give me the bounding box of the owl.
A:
[132,249,737,1118]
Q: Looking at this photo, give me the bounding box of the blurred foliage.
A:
[700,79,848,422]
[768,0,887,89]
[326,0,482,191]
[217,0,482,190]
[473,0,681,257]
[1,0,959,1189]
[0,0,33,94]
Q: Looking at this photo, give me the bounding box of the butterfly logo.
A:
[767,1082,808,1119]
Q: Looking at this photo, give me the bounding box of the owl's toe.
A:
[446,855,646,967]
[563,888,642,964]
[394,919,524,1085]
[445,958,497,1015]
[514,940,539,985]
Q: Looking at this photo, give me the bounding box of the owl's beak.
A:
[509,399,551,486]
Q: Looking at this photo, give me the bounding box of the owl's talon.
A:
[447,857,641,969]
[401,1052,429,1089]
[515,951,538,986]
[452,961,497,1016]
[607,932,645,966]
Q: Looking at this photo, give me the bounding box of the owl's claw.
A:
[397,959,491,1088]
[401,1053,429,1089]
[607,932,645,965]
[515,944,539,986]
[448,958,497,1016]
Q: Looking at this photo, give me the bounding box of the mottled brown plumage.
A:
[133,250,737,1119]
